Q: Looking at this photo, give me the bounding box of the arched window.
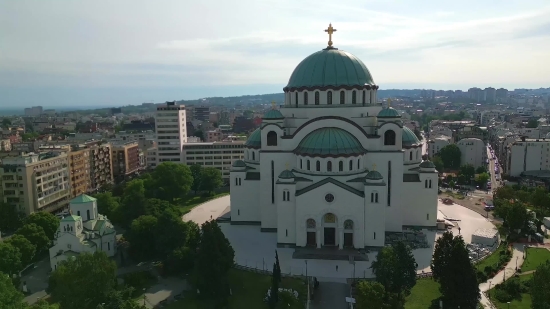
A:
[307,160,310,170]
[344,220,353,230]
[327,161,332,172]
[339,161,343,171]
[357,159,360,169]
[316,160,320,171]
[362,91,366,105]
[252,152,255,160]
[295,92,298,106]
[300,159,303,169]
[304,92,308,105]
[306,219,316,229]
[370,91,374,104]
[429,179,432,188]
[370,192,379,203]
[238,178,241,186]
[267,131,277,146]
[425,179,428,188]
[375,192,379,203]
[352,91,357,104]
[315,91,320,105]
[340,91,345,104]
[283,190,289,201]
[327,91,332,105]
[409,151,413,161]
[235,177,238,186]
[286,191,290,200]
[384,130,396,146]
[349,160,353,171]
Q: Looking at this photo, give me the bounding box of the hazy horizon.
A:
[2,0,550,107]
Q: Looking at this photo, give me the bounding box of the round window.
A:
[325,193,334,203]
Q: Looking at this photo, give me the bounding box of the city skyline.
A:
[1,0,550,107]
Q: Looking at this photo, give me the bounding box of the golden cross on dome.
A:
[324,23,337,48]
[285,162,290,170]
[372,163,377,170]
[271,101,276,109]
[387,98,392,107]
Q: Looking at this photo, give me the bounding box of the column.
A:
[316,228,321,248]
[339,228,344,249]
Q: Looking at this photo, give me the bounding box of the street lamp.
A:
[304,260,308,280]
[507,301,511,309]
[488,280,492,300]
[516,256,519,271]
[143,288,146,306]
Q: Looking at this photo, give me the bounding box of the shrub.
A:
[494,289,513,303]
[123,271,156,296]
[477,270,488,283]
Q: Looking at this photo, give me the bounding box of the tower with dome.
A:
[230,24,438,249]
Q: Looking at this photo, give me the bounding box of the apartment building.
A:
[0,152,70,215]
[181,141,245,181]
[507,137,550,177]
[155,101,187,163]
[88,142,113,191]
[112,141,140,180]
[457,138,487,169]
[427,136,452,158]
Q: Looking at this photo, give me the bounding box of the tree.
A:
[494,186,516,201]
[100,286,145,309]
[526,119,538,128]
[0,272,24,308]
[29,300,61,309]
[531,261,550,309]
[48,252,117,309]
[150,162,193,202]
[193,220,235,306]
[94,192,120,220]
[0,201,25,233]
[195,130,204,141]
[431,231,480,308]
[475,173,490,187]
[1,118,11,128]
[126,215,159,261]
[155,211,190,257]
[438,144,461,169]
[371,246,396,293]
[432,156,444,173]
[15,223,50,254]
[459,164,476,184]
[531,186,550,211]
[200,167,223,194]
[476,166,487,174]
[5,234,36,267]
[24,212,60,241]
[0,242,22,276]
[355,281,386,309]
[120,179,147,225]
[506,202,529,233]
[268,261,279,309]
[392,241,417,295]
[275,250,281,282]
[190,164,203,194]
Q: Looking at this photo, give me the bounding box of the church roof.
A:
[61,215,81,222]
[244,129,262,149]
[296,177,364,197]
[419,160,436,168]
[232,160,246,167]
[278,170,295,179]
[284,48,375,91]
[402,127,421,146]
[71,194,96,204]
[294,127,366,157]
[263,109,284,120]
[377,107,401,118]
[365,170,383,180]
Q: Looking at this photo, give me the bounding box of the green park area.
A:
[164,269,306,309]
[521,248,550,272]
[404,278,441,309]
[489,274,533,309]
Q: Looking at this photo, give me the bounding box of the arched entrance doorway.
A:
[306,219,316,247]
[343,220,354,248]
[323,213,337,246]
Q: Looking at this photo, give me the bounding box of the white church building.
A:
[49,194,116,270]
[230,25,438,249]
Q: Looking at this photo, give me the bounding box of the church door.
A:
[324,227,336,246]
[344,233,353,248]
[306,232,316,247]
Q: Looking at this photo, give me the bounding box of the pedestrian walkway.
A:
[478,243,525,308]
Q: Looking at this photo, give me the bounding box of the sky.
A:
[1,0,550,107]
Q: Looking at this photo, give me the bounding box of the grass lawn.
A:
[476,242,508,272]
[178,192,229,215]
[521,248,550,272]
[404,278,441,309]
[489,274,533,309]
[164,269,307,309]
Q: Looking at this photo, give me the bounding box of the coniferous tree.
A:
[268,261,279,309]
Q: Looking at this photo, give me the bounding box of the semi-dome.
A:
[419,160,436,168]
[284,48,375,91]
[263,109,284,120]
[294,127,366,157]
[278,170,296,179]
[365,170,383,180]
[402,127,421,146]
[377,107,401,118]
[232,160,246,168]
[244,129,261,149]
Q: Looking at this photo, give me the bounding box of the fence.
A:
[234,258,308,279]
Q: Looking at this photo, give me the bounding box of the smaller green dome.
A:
[419,160,436,168]
[365,170,383,180]
[278,170,295,179]
[294,127,366,157]
[244,129,261,149]
[263,109,284,120]
[377,107,401,118]
[232,160,246,168]
[402,127,421,146]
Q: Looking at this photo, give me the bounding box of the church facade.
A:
[230,26,438,249]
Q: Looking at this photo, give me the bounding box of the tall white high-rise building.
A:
[155,101,187,163]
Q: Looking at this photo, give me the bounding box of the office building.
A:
[155,101,187,163]
[181,141,245,181]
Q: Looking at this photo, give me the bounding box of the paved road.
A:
[310,281,349,309]
[487,146,500,192]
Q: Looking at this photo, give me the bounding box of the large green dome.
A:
[284,48,375,91]
[244,129,261,149]
[402,127,421,146]
[262,109,284,120]
[294,127,366,157]
[377,107,401,118]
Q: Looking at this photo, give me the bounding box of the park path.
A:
[182,195,230,225]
